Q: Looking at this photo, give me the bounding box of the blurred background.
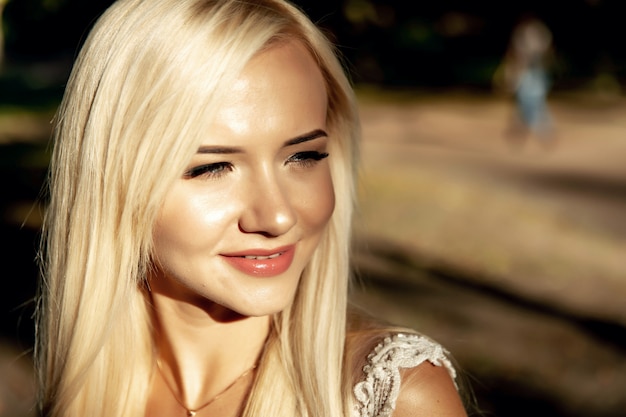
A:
[1,0,625,416]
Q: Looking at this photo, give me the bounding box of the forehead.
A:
[209,41,328,140]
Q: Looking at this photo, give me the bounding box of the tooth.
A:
[242,252,281,260]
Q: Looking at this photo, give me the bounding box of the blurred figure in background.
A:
[494,14,556,148]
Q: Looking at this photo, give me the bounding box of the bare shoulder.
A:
[392,361,468,417]
[347,309,469,417]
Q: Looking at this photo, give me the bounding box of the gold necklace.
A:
[156,359,256,417]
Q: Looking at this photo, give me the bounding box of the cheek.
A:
[153,185,236,255]
[298,170,335,230]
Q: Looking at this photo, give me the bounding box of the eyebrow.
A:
[283,129,328,146]
[196,129,328,154]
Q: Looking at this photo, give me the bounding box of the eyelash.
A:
[184,162,232,179]
[286,151,329,167]
[183,151,329,179]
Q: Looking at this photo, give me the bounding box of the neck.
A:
[151,293,270,411]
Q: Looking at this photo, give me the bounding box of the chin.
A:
[233,297,294,318]
[223,269,302,317]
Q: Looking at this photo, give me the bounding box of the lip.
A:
[221,245,296,277]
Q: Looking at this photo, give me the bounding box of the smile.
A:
[222,245,295,277]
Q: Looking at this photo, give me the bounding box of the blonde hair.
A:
[36,0,360,416]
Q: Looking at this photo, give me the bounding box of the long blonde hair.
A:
[36,0,360,416]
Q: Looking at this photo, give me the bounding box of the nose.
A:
[238,170,297,237]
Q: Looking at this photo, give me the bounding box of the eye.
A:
[286,151,329,167]
[183,162,233,179]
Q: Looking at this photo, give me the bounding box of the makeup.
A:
[150,42,333,316]
[221,245,295,277]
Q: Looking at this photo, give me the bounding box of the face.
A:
[150,41,334,317]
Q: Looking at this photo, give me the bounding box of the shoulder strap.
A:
[352,333,457,417]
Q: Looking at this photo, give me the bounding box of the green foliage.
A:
[1,0,625,89]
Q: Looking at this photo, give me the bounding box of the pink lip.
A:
[221,245,295,277]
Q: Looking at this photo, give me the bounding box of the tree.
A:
[0,0,9,71]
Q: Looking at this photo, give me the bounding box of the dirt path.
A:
[350,90,626,417]
[355,90,626,324]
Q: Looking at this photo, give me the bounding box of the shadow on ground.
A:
[351,238,626,417]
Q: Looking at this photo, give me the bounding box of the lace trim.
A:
[352,333,457,417]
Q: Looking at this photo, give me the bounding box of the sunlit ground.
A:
[1,87,625,416]
[351,87,626,417]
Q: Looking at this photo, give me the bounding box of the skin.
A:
[146,40,334,416]
[393,364,469,417]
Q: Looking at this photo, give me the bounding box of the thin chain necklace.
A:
[156,359,256,417]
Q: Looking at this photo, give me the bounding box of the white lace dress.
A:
[352,333,457,417]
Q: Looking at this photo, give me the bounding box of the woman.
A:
[36,0,469,416]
